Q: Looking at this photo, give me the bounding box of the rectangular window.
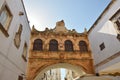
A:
[22,43,27,62]
[18,76,23,80]
[0,2,12,37]
[99,42,105,51]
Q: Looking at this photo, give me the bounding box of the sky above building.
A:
[23,0,111,33]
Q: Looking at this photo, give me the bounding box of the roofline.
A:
[21,0,31,31]
[87,0,116,34]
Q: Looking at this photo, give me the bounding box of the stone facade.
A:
[27,20,94,80]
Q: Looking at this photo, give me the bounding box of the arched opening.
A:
[49,39,58,51]
[65,40,73,51]
[79,41,88,52]
[34,63,86,80]
[33,39,43,51]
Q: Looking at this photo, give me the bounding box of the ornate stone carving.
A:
[56,20,65,26]
[27,20,94,80]
[59,52,65,60]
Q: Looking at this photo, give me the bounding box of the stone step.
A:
[80,76,112,80]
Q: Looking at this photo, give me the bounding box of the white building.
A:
[0,0,30,80]
[88,0,120,76]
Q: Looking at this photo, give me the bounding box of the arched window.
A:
[79,41,88,52]
[33,39,43,51]
[49,39,58,51]
[65,40,73,51]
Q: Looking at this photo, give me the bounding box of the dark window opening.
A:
[33,39,43,51]
[99,42,105,51]
[65,40,73,51]
[49,39,58,51]
[117,34,120,41]
[18,76,23,80]
[79,41,88,52]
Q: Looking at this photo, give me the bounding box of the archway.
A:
[34,63,86,80]
[27,50,95,80]
[28,26,95,80]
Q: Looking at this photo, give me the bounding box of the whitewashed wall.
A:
[0,0,30,80]
[88,0,120,72]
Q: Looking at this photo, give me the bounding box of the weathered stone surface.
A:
[27,20,95,80]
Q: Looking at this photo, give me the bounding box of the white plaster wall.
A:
[0,0,30,80]
[88,0,120,72]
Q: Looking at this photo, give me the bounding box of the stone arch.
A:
[34,63,87,80]
[27,56,94,80]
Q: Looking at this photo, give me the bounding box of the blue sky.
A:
[23,0,111,32]
[61,68,66,80]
